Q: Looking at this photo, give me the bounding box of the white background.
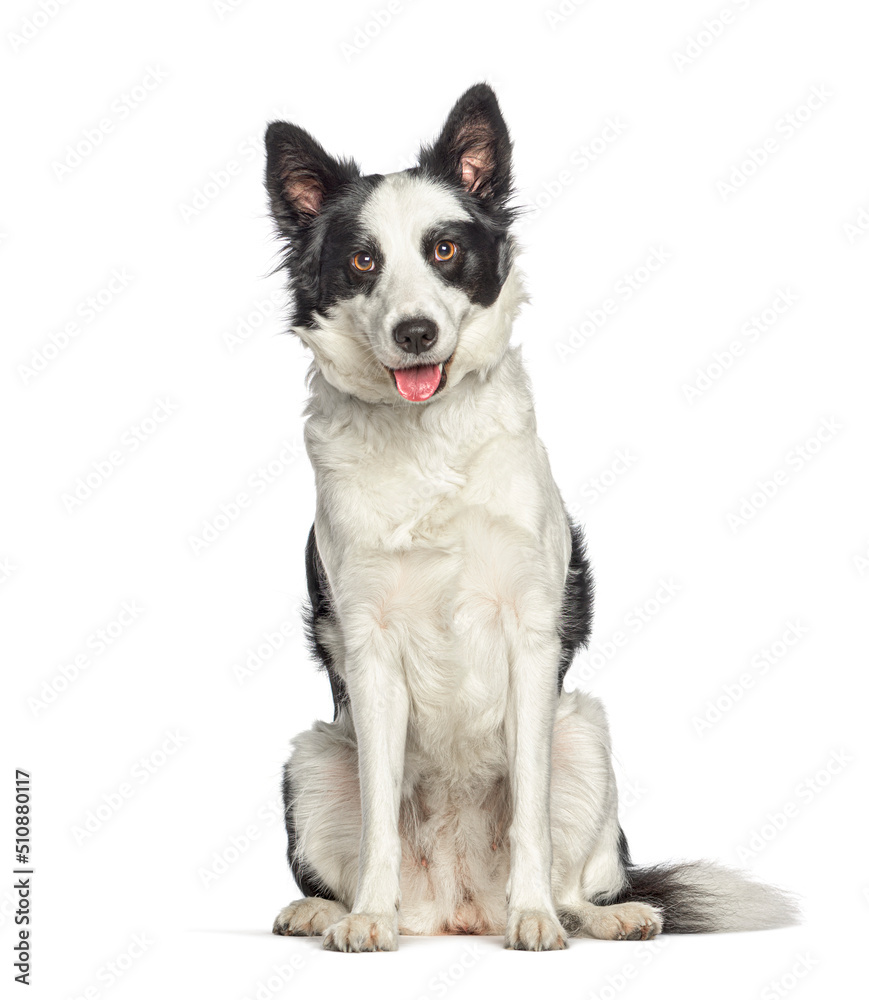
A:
[2,0,867,997]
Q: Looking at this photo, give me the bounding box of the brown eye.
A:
[352,251,375,272]
[434,240,456,262]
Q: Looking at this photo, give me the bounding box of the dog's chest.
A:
[312,407,546,548]
[311,412,565,741]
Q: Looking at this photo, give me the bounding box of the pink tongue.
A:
[393,364,441,401]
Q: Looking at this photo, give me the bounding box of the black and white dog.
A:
[264,84,796,951]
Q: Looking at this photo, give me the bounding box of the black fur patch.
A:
[416,82,514,208]
[557,519,595,691]
[420,219,511,307]
[594,829,718,933]
[596,863,721,934]
[264,83,517,329]
[269,176,386,328]
[415,83,517,303]
[282,763,338,901]
[303,524,347,720]
[617,824,632,868]
[278,529,344,899]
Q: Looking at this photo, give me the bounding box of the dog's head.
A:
[264,84,522,405]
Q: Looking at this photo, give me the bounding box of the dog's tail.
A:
[606,858,800,933]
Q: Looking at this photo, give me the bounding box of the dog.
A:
[263,84,797,951]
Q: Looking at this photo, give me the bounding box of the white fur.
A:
[296,174,517,405]
[358,174,474,369]
[274,174,797,950]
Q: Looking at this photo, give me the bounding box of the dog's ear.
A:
[264,121,359,231]
[418,83,513,205]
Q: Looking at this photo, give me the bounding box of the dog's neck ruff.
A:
[303,328,537,471]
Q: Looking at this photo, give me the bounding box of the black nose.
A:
[393,317,438,355]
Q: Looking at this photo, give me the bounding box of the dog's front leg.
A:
[322,630,409,953]
[504,629,567,951]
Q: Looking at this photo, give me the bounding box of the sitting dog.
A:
[264,84,796,951]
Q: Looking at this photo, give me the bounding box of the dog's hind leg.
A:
[550,688,798,936]
[550,689,663,940]
[273,898,349,937]
[271,717,361,936]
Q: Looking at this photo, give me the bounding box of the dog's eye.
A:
[434,241,457,262]
[351,251,375,272]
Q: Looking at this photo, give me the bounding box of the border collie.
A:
[264,84,796,951]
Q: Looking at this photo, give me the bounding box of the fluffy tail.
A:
[606,859,800,933]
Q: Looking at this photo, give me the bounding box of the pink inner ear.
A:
[460,154,487,193]
[286,177,324,215]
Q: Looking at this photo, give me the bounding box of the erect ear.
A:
[418,83,513,205]
[264,121,359,231]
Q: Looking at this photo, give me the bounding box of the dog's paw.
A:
[322,912,398,952]
[272,897,349,936]
[505,910,568,951]
[572,901,663,941]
